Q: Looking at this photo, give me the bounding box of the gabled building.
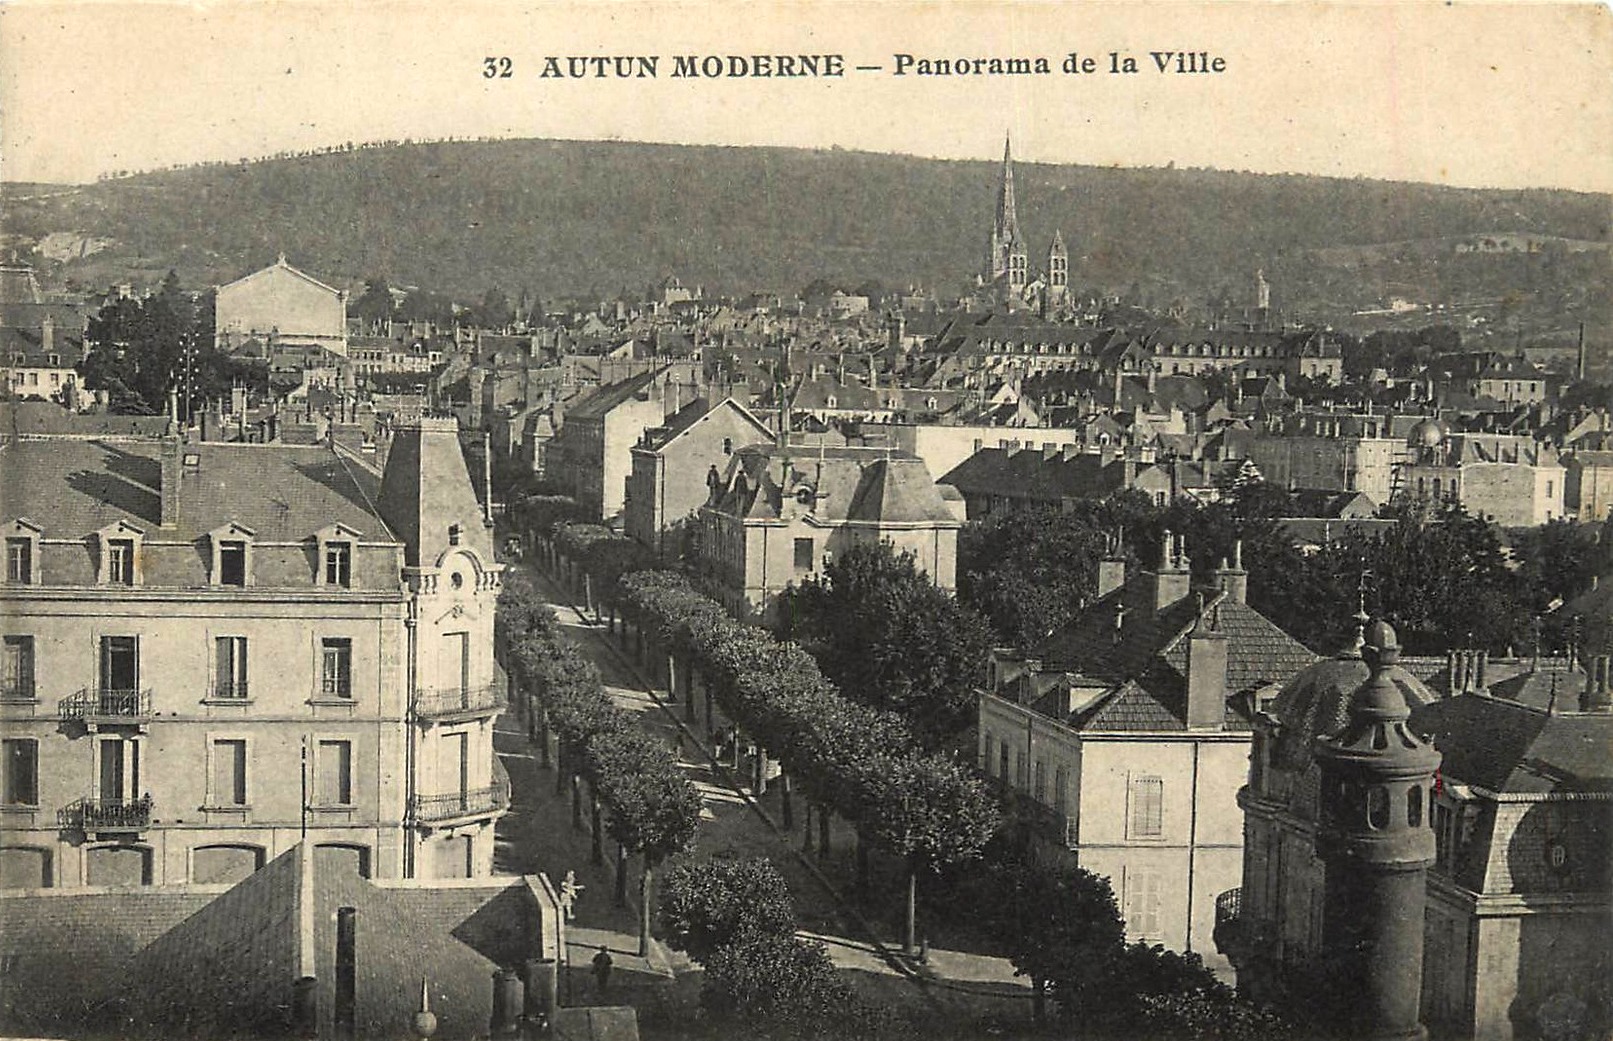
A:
[624,397,775,557]
[547,367,701,522]
[696,444,963,621]
[978,538,1317,977]
[0,417,506,888]
[215,255,349,357]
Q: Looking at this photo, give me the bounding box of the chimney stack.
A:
[159,436,182,528]
[1148,528,1192,614]
[1215,540,1248,604]
[41,313,54,353]
[1186,597,1228,729]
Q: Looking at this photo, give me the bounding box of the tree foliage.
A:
[780,542,994,747]
[657,856,797,963]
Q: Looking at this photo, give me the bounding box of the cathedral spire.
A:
[995,133,1022,245]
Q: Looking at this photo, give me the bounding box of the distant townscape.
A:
[1,138,1609,1041]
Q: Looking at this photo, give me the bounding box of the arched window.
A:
[1407,784,1422,828]
[1367,786,1390,830]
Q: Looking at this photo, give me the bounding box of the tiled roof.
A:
[1036,581,1318,732]
[845,458,959,524]
[1,401,171,438]
[0,437,391,540]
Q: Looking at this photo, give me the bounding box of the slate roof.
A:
[0,436,391,541]
[713,445,954,526]
[1413,695,1613,793]
[565,368,665,421]
[1,401,171,438]
[1033,583,1318,731]
[939,447,1128,502]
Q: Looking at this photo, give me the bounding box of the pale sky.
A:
[2,1,1610,192]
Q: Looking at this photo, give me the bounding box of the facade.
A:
[623,397,775,557]
[1399,426,1566,526]
[1226,627,1613,1040]
[215,255,349,357]
[1564,450,1613,522]
[1235,434,1404,506]
[0,418,507,888]
[977,541,1317,976]
[696,444,964,621]
[548,366,700,522]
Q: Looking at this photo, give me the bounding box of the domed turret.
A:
[1313,619,1441,1041]
[1408,417,1447,450]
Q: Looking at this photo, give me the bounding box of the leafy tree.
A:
[351,277,395,329]
[80,271,239,415]
[658,855,797,963]
[700,929,852,1037]
[995,848,1126,1022]
[473,287,514,331]
[781,542,994,747]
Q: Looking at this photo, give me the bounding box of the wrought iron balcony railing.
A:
[1215,887,1242,928]
[59,688,153,722]
[409,760,510,825]
[59,794,154,832]
[413,683,506,720]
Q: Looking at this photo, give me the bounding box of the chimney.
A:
[1186,598,1229,729]
[1147,529,1193,615]
[1216,540,1248,604]
[159,436,181,528]
[230,382,246,415]
[1097,555,1127,599]
[41,313,54,353]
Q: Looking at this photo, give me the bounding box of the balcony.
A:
[59,794,154,834]
[1212,887,1246,960]
[413,683,506,722]
[409,760,510,827]
[58,688,154,730]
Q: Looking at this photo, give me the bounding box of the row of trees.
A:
[494,569,701,955]
[544,522,1000,958]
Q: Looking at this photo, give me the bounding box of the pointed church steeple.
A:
[986,133,1029,293]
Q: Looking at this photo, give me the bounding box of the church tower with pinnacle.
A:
[986,134,1028,293]
[1314,620,1440,1041]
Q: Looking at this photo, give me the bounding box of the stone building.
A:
[695,443,964,622]
[978,537,1317,977]
[0,417,507,887]
[1224,613,1613,1039]
[215,255,348,357]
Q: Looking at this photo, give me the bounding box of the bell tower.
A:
[1314,620,1440,1041]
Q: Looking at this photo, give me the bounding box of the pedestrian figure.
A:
[591,945,613,996]
[559,870,584,923]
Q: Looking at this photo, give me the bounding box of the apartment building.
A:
[0,417,506,889]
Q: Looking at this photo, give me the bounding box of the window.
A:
[100,636,139,693]
[722,437,733,454]
[107,539,135,585]
[316,740,354,806]
[218,541,246,586]
[3,636,35,700]
[982,734,995,776]
[321,638,353,699]
[793,538,814,571]
[214,637,248,699]
[324,542,351,587]
[2,739,38,805]
[1033,759,1048,803]
[1054,765,1069,813]
[211,739,248,806]
[1128,776,1164,838]
[6,538,31,583]
[1125,867,1163,939]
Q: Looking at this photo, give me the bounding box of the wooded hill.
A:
[3,138,1607,327]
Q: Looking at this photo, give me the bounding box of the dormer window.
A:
[208,524,255,587]
[4,521,41,585]
[325,542,351,586]
[314,524,362,589]
[95,521,144,586]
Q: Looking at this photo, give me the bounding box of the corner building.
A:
[0,418,506,888]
